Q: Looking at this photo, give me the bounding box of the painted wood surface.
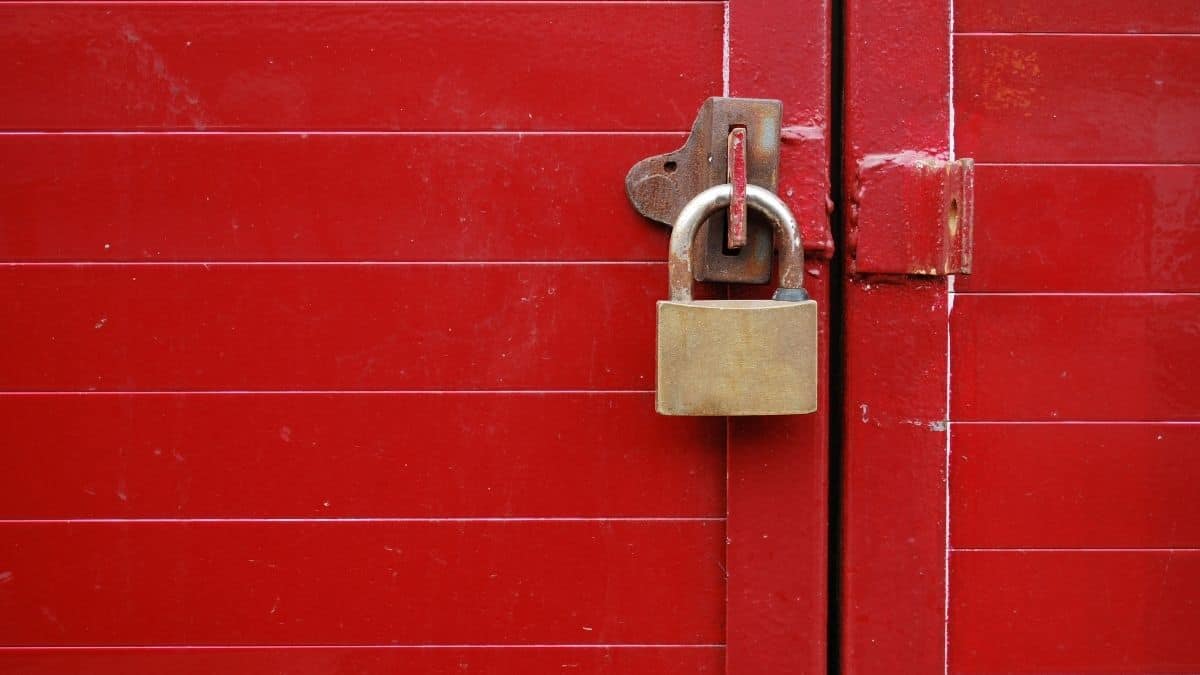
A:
[948,2,1200,671]
[0,1,832,672]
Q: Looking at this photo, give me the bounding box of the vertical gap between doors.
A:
[827,0,847,671]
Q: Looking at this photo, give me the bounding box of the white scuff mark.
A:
[948,0,956,160]
[900,418,948,432]
[781,124,826,141]
[721,1,730,96]
[94,316,108,329]
[859,149,942,171]
[120,22,206,129]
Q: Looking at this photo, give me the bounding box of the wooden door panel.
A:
[0,393,723,519]
[0,133,681,262]
[0,648,725,675]
[955,0,1200,34]
[0,264,668,391]
[955,35,1200,162]
[951,552,1200,672]
[843,0,1200,672]
[947,4,1200,673]
[951,294,1200,421]
[2,0,832,671]
[0,4,721,131]
[952,424,1200,548]
[0,521,723,645]
[958,165,1200,292]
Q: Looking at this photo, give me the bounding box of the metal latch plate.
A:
[850,153,974,275]
[625,97,782,284]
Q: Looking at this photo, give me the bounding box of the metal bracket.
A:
[625,97,782,284]
[849,153,975,275]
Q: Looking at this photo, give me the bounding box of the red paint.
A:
[0,648,724,675]
[727,0,831,671]
[1,1,833,671]
[0,4,721,131]
[958,166,1200,292]
[956,36,1200,162]
[840,0,951,671]
[0,133,681,262]
[951,294,1200,421]
[0,264,664,391]
[0,521,723,645]
[953,424,1200,548]
[0,393,722,518]
[839,282,949,675]
[944,4,1200,672]
[956,0,1200,33]
[951,551,1200,672]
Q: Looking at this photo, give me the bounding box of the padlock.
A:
[656,184,817,416]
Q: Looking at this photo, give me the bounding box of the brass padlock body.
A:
[655,183,818,416]
[657,299,817,416]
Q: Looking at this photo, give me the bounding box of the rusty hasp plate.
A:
[625,97,782,283]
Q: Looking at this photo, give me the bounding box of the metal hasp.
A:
[849,153,975,275]
[626,97,782,283]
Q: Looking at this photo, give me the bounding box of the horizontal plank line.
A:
[952,548,1200,553]
[973,162,1200,167]
[0,390,657,395]
[0,130,689,136]
[956,32,1200,38]
[945,417,1200,422]
[0,517,725,524]
[951,291,1200,297]
[0,644,728,651]
[0,261,666,267]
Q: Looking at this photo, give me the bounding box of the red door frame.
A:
[726,1,834,672]
[840,0,953,671]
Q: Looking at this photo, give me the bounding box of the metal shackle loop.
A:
[667,184,805,302]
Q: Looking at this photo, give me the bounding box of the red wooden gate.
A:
[5,1,1196,672]
[0,1,831,673]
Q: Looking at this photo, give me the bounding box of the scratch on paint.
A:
[781,124,826,141]
[859,149,943,170]
[121,23,207,129]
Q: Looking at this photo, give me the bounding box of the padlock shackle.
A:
[668,184,804,302]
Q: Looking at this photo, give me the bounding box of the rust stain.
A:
[979,45,1042,114]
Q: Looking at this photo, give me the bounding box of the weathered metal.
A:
[657,184,817,416]
[849,154,974,275]
[726,126,749,250]
[626,97,782,283]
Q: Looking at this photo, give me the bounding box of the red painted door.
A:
[0,2,831,673]
[841,0,1200,673]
